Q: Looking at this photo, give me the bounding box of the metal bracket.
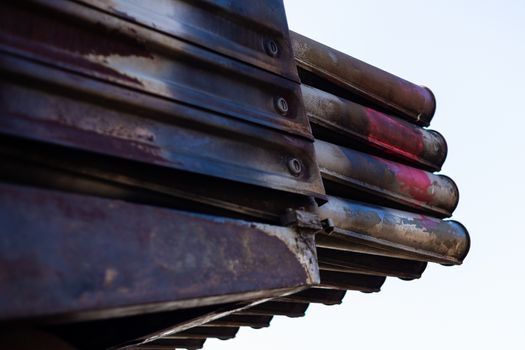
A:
[280,208,323,233]
[321,218,335,234]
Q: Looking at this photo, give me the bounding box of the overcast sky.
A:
[207,1,525,349]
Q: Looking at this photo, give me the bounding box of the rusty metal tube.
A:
[166,326,239,340]
[317,196,470,265]
[319,271,386,292]
[317,247,427,280]
[291,31,436,126]
[207,315,273,329]
[302,84,447,171]
[315,139,458,217]
[276,288,346,305]
[237,302,309,318]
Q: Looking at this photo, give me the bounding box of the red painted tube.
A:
[302,84,447,171]
[292,31,436,126]
[315,139,459,217]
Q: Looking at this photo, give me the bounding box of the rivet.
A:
[287,158,302,176]
[264,39,279,57]
[274,96,289,115]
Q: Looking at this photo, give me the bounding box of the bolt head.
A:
[264,39,279,57]
[287,158,302,176]
[274,97,289,115]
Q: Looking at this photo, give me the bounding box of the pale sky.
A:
[207,1,525,349]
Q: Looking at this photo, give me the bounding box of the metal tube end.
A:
[447,220,471,263]
[420,85,437,125]
[427,129,448,169]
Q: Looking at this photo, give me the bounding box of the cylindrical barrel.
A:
[317,247,427,280]
[317,196,470,265]
[167,326,239,340]
[302,84,447,171]
[208,315,273,329]
[291,31,436,126]
[315,139,458,217]
[278,288,346,305]
[319,270,386,292]
[238,302,309,318]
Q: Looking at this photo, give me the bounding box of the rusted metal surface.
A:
[0,135,318,224]
[319,271,386,292]
[281,208,324,231]
[0,59,324,199]
[302,84,447,171]
[317,248,427,280]
[291,31,436,126]
[0,2,472,348]
[315,139,459,217]
[0,183,320,322]
[317,196,470,265]
[75,0,299,82]
[0,1,308,137]
[0,2,326,200]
